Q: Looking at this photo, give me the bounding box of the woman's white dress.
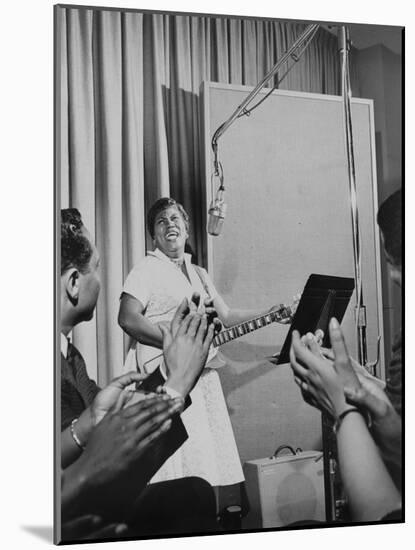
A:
[122,248,244,487]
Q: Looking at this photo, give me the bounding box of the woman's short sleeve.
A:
[122,260,152,307]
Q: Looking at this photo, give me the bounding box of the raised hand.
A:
[201,296,222,334]
[301,332,386,391]
[62,371,150,468]
[329,318,362,390]
[189,292,221,333]
[349,356,386,391]
[91,371,149,425]
[162,297,189,346]
[168,295,198,339]
[290,317,361,418]
[290,331,340,416]
[159,303,215,397]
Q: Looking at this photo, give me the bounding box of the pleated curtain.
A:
[57,6,341,385]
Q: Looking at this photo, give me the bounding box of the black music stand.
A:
[277,273,355,523]
[277,273,355,365]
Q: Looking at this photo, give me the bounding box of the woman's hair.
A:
[147,197,190,238]
[377,189,402,267]
[61,208,93,275]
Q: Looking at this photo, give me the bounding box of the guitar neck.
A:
[212,306,291,348]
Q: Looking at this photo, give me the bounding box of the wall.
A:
[354,45,402,364]
[203,84,384,462]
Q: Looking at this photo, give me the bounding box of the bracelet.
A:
[70,418,86,451]
[332,407,361,435]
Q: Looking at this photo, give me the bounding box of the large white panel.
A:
[202,83,383,463]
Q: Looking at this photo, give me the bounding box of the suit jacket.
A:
[61,344,100,430]
[61,342,191,521]
[61,343,188,477]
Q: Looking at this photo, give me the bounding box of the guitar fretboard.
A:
[212,306,291,348]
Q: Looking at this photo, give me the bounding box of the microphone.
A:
[207,187,227,236]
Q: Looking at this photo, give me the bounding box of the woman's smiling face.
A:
[153,206,189,257]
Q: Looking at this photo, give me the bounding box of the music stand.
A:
[276,273,355,523]
[277,273,355,365]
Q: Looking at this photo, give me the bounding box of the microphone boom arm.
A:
[211,23,320,173]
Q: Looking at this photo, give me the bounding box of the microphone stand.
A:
[339,25,368,368]
[322,26,370,525]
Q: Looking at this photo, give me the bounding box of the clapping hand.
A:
[62,395,183,520]
[91,371,149,425]
[187,292,222,334]
[66,372,150,462]
[201,296,222,334]
[290,317,361,418]
[292,324,400,453]
[159,295,216,397]
[302,330,386,392]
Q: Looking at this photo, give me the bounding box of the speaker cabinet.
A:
[243,450,325,528]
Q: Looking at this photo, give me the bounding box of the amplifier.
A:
[243,449,325,528]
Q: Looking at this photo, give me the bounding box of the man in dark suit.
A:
[59,208,218,541]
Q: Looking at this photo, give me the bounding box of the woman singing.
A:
[118,197,288,506]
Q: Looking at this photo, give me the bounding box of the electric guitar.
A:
[133,302,297,373]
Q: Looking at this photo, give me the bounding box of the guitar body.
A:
[124,303,295,374]
[130,341,220,374]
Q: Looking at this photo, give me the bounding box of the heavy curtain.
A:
[57,6,341,385]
